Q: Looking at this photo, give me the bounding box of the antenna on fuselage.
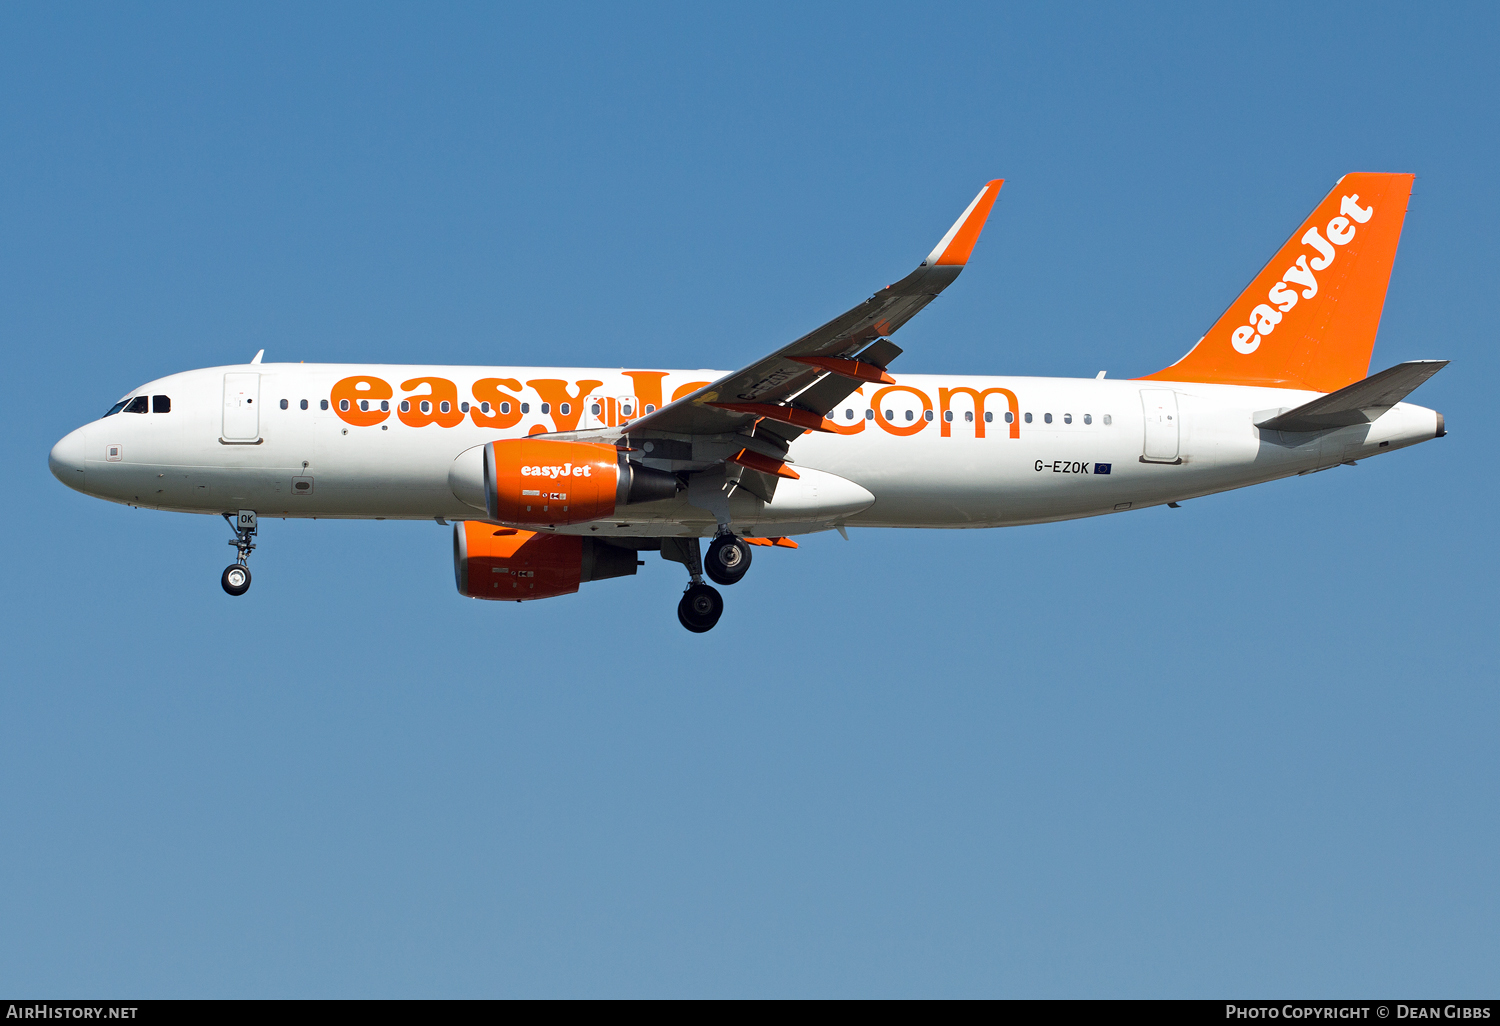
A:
[250,349,264,365]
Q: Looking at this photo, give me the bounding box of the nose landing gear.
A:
[221,563,251,596]
[220,509,257,596]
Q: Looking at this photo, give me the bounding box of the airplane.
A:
[49,173,1445,632]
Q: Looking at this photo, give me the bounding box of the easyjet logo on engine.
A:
[521,463,594,479]
[1230,194,1373,355]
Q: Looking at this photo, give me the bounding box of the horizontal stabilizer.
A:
[1254,360,1447,432]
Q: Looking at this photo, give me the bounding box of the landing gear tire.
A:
[221,564,252,596]
[677,583,724,633]
[705,535,752,586]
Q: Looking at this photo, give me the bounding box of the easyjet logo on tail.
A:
[1140,172,1412,394]
[1231,194,1373,355]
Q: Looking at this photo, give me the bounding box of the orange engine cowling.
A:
[484,438,679,527]
[454,521,643,602]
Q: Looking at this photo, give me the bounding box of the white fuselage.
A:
[49,363,1443,537]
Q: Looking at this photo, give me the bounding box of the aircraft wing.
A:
[621,180,1004,443]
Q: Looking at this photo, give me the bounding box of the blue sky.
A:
[2,2,1496,997]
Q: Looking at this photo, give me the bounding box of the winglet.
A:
[926,180,1004,266]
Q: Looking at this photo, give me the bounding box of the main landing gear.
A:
[664,531,756,632]
[221,509,256,597]
[678,583,724,634]
[704,533,752,586]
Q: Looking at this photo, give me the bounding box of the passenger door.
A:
[1139,389,1180,464]
[222,373,260,441]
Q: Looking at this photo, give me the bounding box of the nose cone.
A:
[49,426,89,492]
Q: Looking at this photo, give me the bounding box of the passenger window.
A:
[865,409,874,420]
[560,403,570,416]
[1083,414,1091,425]
[440,401,451,414]
[1005,411,1014,423]
[125,396,148,414]
[340,399,350,412]
[590,403,601,416]
[153,395,171,413]
[1103,414,1112,425]
[321,400,329,410]
[460,401,469,413]
[944,410,953,423]
[540,403,550,414]
[380,401,389,412]
[523,403,532,414]
[846,409,855,420]
[300,399,308,410]
[965,411,973,422]
[645,404,655,414]
[280,399,289,410]
[984,411,993,423]
[885,409,893,420]
[1024,412,1032,424]
[622,403,633,416]
[104,399,129,418]
[1063,413,1072,424]
[359,400,369,412]
[1044,413,1053,424]
[399,400,411,413]
[923,410,933,422]
[904,410,913,422]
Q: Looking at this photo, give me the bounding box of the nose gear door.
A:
[223,373,261,441]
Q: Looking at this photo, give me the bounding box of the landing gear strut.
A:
[662,535,725,632]
[705,532,752,586]
[221,509,256,596]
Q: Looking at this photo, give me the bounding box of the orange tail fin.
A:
[1141,173,1414,393]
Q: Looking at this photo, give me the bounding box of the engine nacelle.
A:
[454,521,641,601]
[483,438,678,527]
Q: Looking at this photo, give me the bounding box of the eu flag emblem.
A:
[1094,463,1112,475]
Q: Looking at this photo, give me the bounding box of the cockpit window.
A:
[103,400,129,418]
[124,396,148,414]
[152,395,171,413]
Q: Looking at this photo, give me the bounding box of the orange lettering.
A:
[470,377,525,430]
[671,380,711,402]
[527,379,603,432]
[331,376,392,427]
[938,386,1019,439]
[869,385,932,437]
[398,377,465,428]
[622,371,667,420]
